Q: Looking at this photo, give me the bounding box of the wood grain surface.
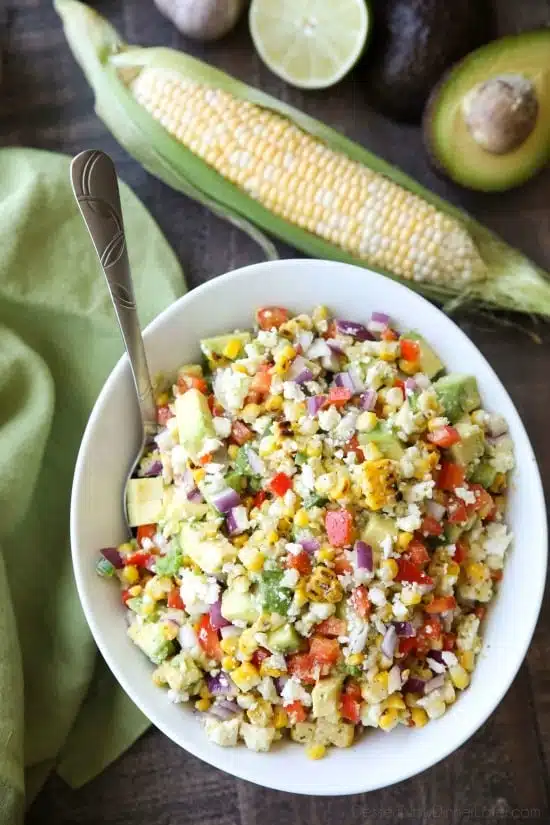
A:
[1,1,549,823]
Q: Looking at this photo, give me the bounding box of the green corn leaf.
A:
[56,0,550,318]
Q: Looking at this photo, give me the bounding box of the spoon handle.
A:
[70,149,157,434]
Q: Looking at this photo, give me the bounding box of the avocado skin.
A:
[361,0,492,122]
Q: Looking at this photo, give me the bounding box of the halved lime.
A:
[249,0,370,90]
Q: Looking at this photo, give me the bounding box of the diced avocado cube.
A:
[225,471,246,493]
[312,674,345,722]
[128,621,175,664]
[469,461,498,488]
[290,722,317,745]
[180,523,237,574]
[402,331,444,379]
[153,651,203,691]
[291,720,354,748]
[175,388,216,461]
[259,570,293,615]
[449,418,485,467]
[444,523,464,544]
[362,514,398,552]
[200,332,251,361]
[127,476,164,527]
[358,423,404,459]
[267,623,302,653]
[434,374,481,423]
[221,588,259,624]
[240,723,277,752]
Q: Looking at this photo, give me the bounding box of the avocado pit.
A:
[462,74,539,154]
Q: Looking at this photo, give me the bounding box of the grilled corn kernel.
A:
[347,653,364,667]
[192,467,206,482]
[278,517,292,533]
[231,662,261,692]
[306,566,343,603]
[397,531,413,550]
[228,444,239,460]
[306,439,323,458]
[449,664,470,690]
[447,561,460,578]
[241,403,262,423]
[220,637,239,655]
[466,561,488,583]
[306,744,327,760]
[128,585,142,597]
[222,338,242,359]
[380,603,394,622]
[265,395,283,412]
[195,698,212,712]
[401,587,422,606]
[232,535,248,549]
[144,575,172,600]
[199,684,211,700]
[267,531,279,545]
[238,629,258,658]
[121,565,140,585]
[222,656,239,672]
[240,547,265,573]
[411,707,429,728]
[379,344,398,362]
[380,558,399,581]
[318,546,335,562]
[378,708,399,731]
[459,650,476,672]
[294,580,309,608]
[294,508,309,528]
[404,692,421,708]
[398,358,419,376]
[273,707,288,729]
[374,672,389,690]
[356,411,378,432]
[274,345,296,374]
[384,693,406,710]
[260,662,284,678]
[155,391,170,406]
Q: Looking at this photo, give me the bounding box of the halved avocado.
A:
[425,31,550,191]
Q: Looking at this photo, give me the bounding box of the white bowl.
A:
[71,259,547,795]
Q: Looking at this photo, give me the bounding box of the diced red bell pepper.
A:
[315,617,347,637]
[343,434,365,462]
[340,693,362,724]
[437,461,465,491]
[177,373,208,394]
[252,490,267,509]
[309,635,341,666]
[285,550,312,576]
[425,595,457,614]
[256,306,289,330]
[442,632,457,651]
[136,523,157,545]
[400,338,421,362]
[406,538,430,566]
[327,386,352,407]
[325,508,354,547]
[393,378,406,394]
[419,515,443,537]
[285,700,307,723]
[344,680,363,702]
[446,496,468,524]
[351,585,371,619]
[467,484,495,519]
[474,605,487,620]
[167,587,185,610]
[269,472,293,497]
[231,420,253,445]
[121,589,132,605]
[125,550,153,567]
[453,539,468,565]
[199,453,213,466]
[396,558,433,586]
[422,617,442,640]
[427,425,461,448]
[197,615,222,661]
[287,652,316,684]
[251,363,272,396]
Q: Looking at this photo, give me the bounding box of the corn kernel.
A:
[378,708,399,731]
[398,359,419,376]
[466,561,487,583]
[118,542,134,555]
[228,444,239,460]
[155,391,170,406]
[318,545,335,562]
[152,670,165,687]
[220,636,239,655]
[362,442,382,461]
[411,707,429,728]
[401,587,422,606]
[128,585,142,597]
[162,621,179,641]
[199,684,211,700]
[294,580,309,608]
[347,653,364,667]
[312,305,329,323]
[121,565,140,585]
[238,629,259,659]
[266,531,279,545]
[404,692,421,708]
[397,531,413,550]
[265,395,283,412]
[490,472,507,494]
[447,561,460,578]
[384,693,406,710]
[459,650,476,672]
[380,558,399,581]
[306,744,327,760]
[195,698,212,712]
[294,508,309,528]
[241,403,262,423]
[306,440,323,458]
[222,656,239,672]
[192,467,206,482]
[231,662,261,692]
[374,671,389,689]
[233,364,249,374]
[379,345,398,362]
[449,664,470,690]
[222,338,242,359]
[232,535,248,549]
[329,476,350,500]
[259,435,277,456]
[140,598,156,617]
[356,411,378,432]
[273,706,288,729]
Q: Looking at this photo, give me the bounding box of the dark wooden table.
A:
[2,1,550,823]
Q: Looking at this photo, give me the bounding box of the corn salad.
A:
[97,305,514,756]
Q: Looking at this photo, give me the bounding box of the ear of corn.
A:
[56,0,550,318]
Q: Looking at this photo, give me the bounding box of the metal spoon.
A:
[70,149,157,529]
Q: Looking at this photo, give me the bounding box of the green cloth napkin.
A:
[0,147,185,823]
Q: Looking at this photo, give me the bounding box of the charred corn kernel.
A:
[265,395,283,412]
[306,440,323,458]
[259,435,277,456]
[447,561,460,578]
[273,706,288,729]
[220,635,239,654]
[318,546,335,562]
[278,517,292,533]
[449,664,470,690]
[380,558,399,581]
[228,444,239,460]
[362,442,382,461]
[378,708,399,731]
[397,531,413,550]
[329,475,350,500]
[195,698,211,712]
[260,662,284,678]
[274,345,296,374]
[247,698,273,727]
[294,508,309,528]
[411,707,429,728]
[466,561,487,583]
[241,403,262,423]
[384,693,406,710]
[231,662,261,692]
[128,585,142,597]
[121,565,140,585]
[490,472,507,493]
[222,338,242,359]
[306,565,343,603]
[238,629,258,658]
[162,622,179,641]
[232,535,248,548]
[404,692,421,708]
[267,531,279,545]
[155,391,170,406]
[374,672,389,690]
[306,744,327,760]
[199,684,211,700]
[192,467,206,482]
[401,587,422,606]
[347,653,364,667]
[356,411,378,432]
[222,655,239,672]
[362,459,397,510]
[459,650,476,672]
[398,358,419,376]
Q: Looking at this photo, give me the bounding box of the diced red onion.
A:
[207,673,235,696]
[307,339,331,359]
[424,673,445,694]
[334,372,356,392]
[392,621,415,637]
[287,355,313,384]
[209,598,230,629]
[246,447,265,476]
[381,624,397,659]
[307,395,326,416]
[427,655,446,675]
[335,319,373,340]
[355,541,373,571]
[402,677,425,695]
[487,416,508,438]
[372,312,391,325]
[427,649,445,665]
[178,624,198,650]
[300,538,320,554]
[404,378,417,393]
[297,330,313,352]
[218,698,240,712]
[388,664,403,695]
[100,547,124,569]
[187,488,204,503]
[274,676,288,694]
[348,365,365,393]
[426,499,446,521]
[360,390,377,411]
[226,505,249,536]
[321,351,342,372]
[326,339,345,354]
[207,704,235,720]
[142,460,163,477]
[220,625,242,639]
[212,487,241,513]
[182,467,196,495]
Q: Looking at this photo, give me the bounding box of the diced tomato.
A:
[315,617,347,637]
[269,472,293,497]
[252,490,267,509]
[287,652,316,684]
[446,496,468,524]
[177,373,208,394]
[322,320,338,340]
[121,589,132,605]
[199,453,213,466]
[256,306,289,330]
[156,404,172,426]
[437,461,465,491]
[427,425,461,448]
[285,700,308,723]
[399,629,433,658]
[252,647,271,668]
[442,632,457,651]
[425,595,457,614]
[393,378,406,394]
[396,558,433,586]
[453,539,468,564]
[327,386,352,407]
[251,363,272,396]
[344,680,363,702]
[343,434,365,463]
[325,508,354,548]
[167,587,185,610]
[333,554,353,575]
[398,637,417,657]
[340,693,362,724]
[351,585,371,619]
[419,515,443,537]
[286,551,312,576]
[406,538,430,566]
[231,420,253,445]
[400,338,421,362]
[467,484,495,519]
[125,550,152,567]
[207,394,224,416]
[381,327,398,341]
[309,635,341,666]
[136,523,157,545]
[422,617,442,640]
[474,605,486,620]
[197,615,222,661]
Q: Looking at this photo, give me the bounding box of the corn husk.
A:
[55,0,550,318]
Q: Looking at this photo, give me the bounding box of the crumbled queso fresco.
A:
[97,305,514,759]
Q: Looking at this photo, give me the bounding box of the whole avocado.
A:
[361,0,493,122]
